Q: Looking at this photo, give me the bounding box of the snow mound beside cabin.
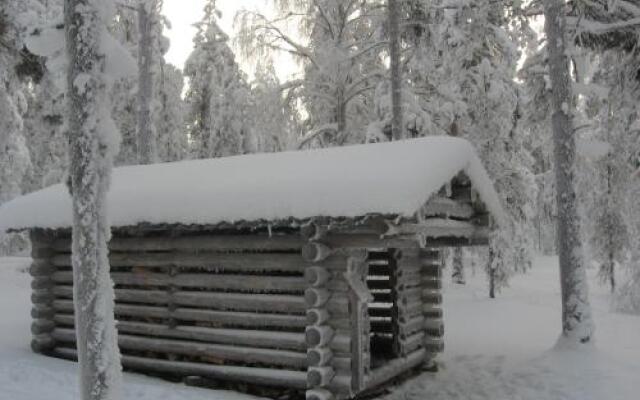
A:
[0,137,504,230]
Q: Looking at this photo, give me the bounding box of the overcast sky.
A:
[162,0,298,80]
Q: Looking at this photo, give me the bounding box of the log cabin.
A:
[0,136,505,400]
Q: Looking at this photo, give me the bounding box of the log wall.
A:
[31,229,317,390]
[29,225,448,399]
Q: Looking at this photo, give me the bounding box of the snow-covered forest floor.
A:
[1,255,638,400]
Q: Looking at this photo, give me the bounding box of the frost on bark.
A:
[388,0,403,140]
[543,0,593,343]
[136,0,158,164]
[65,0,123,398]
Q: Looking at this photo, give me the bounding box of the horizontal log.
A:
[399,316,425,338]
[53,286,308,314]
[305,266,331,287]
[421,289,442,305]
[306,388,333,400]
[307,347,333,367]
[31,277,53,290]
[308,366,335,387]
[421,197,475,220]
[31,289,54,304]
[424,336,444,353]
[53,299,308,329]
[29,260,56,276]
[53,234,306,253]
[421,276,442,290]
[305,288,331,308]
[31,306,55,319]
[31,319,55,334]
[398,331,425,355]
[51,271,306,293]
[422,307,443,319]
[51,347,308,389]
[424,318,444,337]
[52,329,307,369]
[306,325,334,347]
[31,248,56,259]
[31,334,55,353]
[364,348,426,389]
[302,242,333,263]
[51,252,310,274]
[307,308,330,326]
[420,264,442,278]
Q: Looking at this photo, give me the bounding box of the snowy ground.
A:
[1,256,638,400]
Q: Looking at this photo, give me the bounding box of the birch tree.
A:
[543,0,593,343]
[65,0,123,397]
[238,0,385,148]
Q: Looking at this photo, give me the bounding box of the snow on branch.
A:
[568,16,640,34]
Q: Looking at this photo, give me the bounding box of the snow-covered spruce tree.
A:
[65,0,123,397]
[543,0,593,343]
[519,45,558,255]
[239,0,385,148]
[0,1,38,254]
[157,61,187,161]
[22,73,68,192]
[581,51,636,294]
[19,0,68,194]
[431,0,535,296]
[185,0,253,158]
[110,0,140,165]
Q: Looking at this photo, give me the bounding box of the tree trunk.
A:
[488,248,495,299]
[452,247,465,284]
[388,0,403,141]
[136,0,157,164]
[65,1,123,398]
[543,0,593,343]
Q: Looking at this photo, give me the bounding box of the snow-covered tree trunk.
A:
[543,0,593,343]
[65,0,123,398]
[388,0,403,140]
[136,0,157,164]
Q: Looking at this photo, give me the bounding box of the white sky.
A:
[162,0,299,80]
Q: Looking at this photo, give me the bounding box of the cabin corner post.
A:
[302,230,337,400]
[302,223,365,400]
[420,248,444,365]
[29,229,57,354]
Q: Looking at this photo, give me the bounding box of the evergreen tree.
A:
[157,61,187,161]
[0,1,40,253]
[185,0,253,158]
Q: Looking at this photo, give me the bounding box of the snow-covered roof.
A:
[0,137,505,231]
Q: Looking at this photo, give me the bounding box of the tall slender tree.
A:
[136,0,160,164]
[543,0,593,343]
[65,0,123,397]
[388,0,403,140]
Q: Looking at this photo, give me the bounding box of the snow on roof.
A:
[0,137,505,231]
